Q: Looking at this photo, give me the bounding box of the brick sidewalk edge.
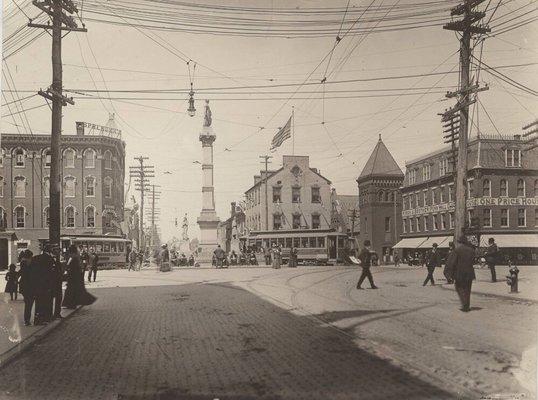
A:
[0,306,82,369]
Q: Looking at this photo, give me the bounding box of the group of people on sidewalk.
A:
[4,244,97,326]
[355,236,501,313]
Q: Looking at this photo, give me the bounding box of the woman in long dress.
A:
[62,245,97,309]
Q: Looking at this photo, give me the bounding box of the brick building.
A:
[357,137,404,263]
[0,124,126,267]
[244,155,333,232]
[396,133,538,264]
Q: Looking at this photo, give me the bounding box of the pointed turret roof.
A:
[358,135,403,182]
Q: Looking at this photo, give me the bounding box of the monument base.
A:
[179,239,191,255]
[197,214,220,267]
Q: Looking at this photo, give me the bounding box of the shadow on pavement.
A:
[0,283,468,400]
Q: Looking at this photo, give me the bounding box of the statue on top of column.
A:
[181,214,189,241]
[203,100,212,127]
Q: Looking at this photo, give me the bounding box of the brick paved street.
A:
[0,265,535,400]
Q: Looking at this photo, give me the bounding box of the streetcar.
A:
[59,235,132,268]
[245,229,350,265]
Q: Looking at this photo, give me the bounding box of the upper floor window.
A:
[415,217,420,232]
[292,213,301,229]
[517,179,525,197]
[43,176,50,198]
[14,206,25,228]
[518,208,526,227]
[0,176,3,197]
[423,216,429,231]
[500,209,509,227]
[85,206,96,228]
[467,180,474,198]
[448,184,454,202]
[43,149,51,167]
[449,212,454,229]
[441,213,447,230]
[505,149,521,167]
[64,176,76,197]
[535,179,538,197]
[422,190,427,207]
[402,219,407,233]
[483,208,492,228]
[482,179,491,197]
[439,186,445,203]
[408,169,417,185]
[291,186,301,203]
[312,214,320,229]
[439,158,449,176]
[104,150,112,169]
[86,177,96,197]
[273,213,282,230]
[65,206,75,228]
[311,187,321,203]
[378,191,385,202]
[409,218,414,233]
[272,186,281,203]
[63,148,75,168]
[14,148,25,167]
[0,149,3,167]
[84,149,96,168]
[384,217,391,232]
[14,176,26,197]
[500,179,508,197]
[422,164,431,181]
[104,177,113,198]
[432,214,439,231]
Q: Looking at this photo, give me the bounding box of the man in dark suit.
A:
[18,249,35,326]
[484,237,499,282]
[447,236,476,312]
[423,243,442,286]
[31,244,56,325]
[356,240,378,290]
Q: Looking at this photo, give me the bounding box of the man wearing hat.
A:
[448,235,476,312]
[356,240,378,289]
[30,243,56,325]
[423,243,442,286]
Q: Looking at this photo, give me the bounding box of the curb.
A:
[0,305,82,369]
[436,283,538,304]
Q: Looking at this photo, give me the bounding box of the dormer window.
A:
[505,149,521,167]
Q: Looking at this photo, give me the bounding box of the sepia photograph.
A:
[0,0,537,399]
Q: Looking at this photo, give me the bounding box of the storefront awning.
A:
[480,234,538,248]
[393,237,428,249]
[418,236,453,249]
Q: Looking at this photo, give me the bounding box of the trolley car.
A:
[59,235,132,268]
[245,229,350,265]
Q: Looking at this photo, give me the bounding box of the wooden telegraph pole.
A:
[259,155,273,230]
[442,0,490,245]
[29,0,86,251]
[130,157,154,252]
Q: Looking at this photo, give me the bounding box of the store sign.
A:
[402,197,538,218]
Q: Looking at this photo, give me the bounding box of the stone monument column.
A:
[196,101,220,264]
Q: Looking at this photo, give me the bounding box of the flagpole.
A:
[292,106,295,156]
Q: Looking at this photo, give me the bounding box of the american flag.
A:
[270,116,292,151]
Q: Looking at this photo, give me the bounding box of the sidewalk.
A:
[0,294,79,368]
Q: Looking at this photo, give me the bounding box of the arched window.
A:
[85,206,95,228]
[500,179,508,197]
[0,207,6,229]
[84,148,95,168]
[102,210,114,228]
[0,176,3,197]
[14,206,25,228]
[14,176,26,197]
[43,176,50,198]
[104,150,112,169]
[103,177,112,198]
[517,179,525,197]
[482,179,491,197]
[14,148,25,167]
[65,206,75,228]
[85,176,96,197]
[43,149,51,167]
[64,176,76,197]
[378,191,384,202]
[63,148,75,168]
[43,207,50,227]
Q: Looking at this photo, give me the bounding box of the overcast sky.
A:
[1,0,537,241]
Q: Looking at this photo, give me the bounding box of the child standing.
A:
[4,264,19,301]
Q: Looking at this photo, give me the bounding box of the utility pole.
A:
[129,157,154,252]
[146,184,161,250]
[348,208,358,238]
[29,0,86,251]
[442,0,490,245]
[259,155,273,231]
